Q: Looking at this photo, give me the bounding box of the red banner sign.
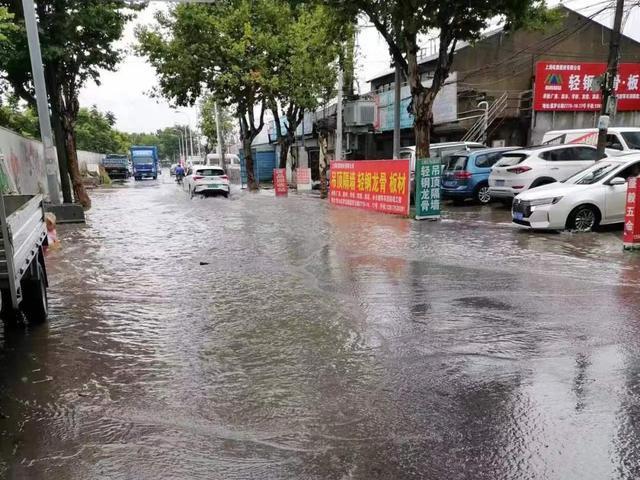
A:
[273,168,288,196]
[329,160,410,216]
[534,61,640,111]
[624,176,640,249]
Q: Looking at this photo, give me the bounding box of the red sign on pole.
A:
[624,176,640,250]
[329,160,410,216]
[533,61,640,111]
[273,168,288,196]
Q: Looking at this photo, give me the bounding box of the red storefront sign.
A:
[623,176,640,249]
[273,168,288,196]
[329,160,410,216]
[534,61,640,111]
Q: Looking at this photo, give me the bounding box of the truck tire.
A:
[22,263,48,323]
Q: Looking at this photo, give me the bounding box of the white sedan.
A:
[184,165,230,198]
[512,155,640,231]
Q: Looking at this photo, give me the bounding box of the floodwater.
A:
[2,178,640,479]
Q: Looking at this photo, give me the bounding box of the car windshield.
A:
[565,162,618,185]
[495,153,528,167]
[622,132,640,149]
[445,155,468,171]
[196,169,224,176]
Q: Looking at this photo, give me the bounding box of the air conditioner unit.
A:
[344,101,376,127]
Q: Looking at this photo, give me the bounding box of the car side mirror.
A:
[609,177,627,186]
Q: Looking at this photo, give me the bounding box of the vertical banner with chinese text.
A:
[623,176,640,249]
[415,158,441,220]
[329,160,410,216]
[273,168,288,196]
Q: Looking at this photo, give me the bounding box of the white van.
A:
[206,153,241,168]
[541,127,640,152]
[399,141,486,173]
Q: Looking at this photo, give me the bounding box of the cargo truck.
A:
[130,146,159,181]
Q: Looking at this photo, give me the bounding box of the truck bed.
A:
[0,195,47,297]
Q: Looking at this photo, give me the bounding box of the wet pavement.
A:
[2,177,640,479]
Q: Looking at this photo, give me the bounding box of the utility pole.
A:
[596,0,625,158]
[214,101,225,167]
[22,0,61,205]
[189,125,194,159]
[335,68,343,161]
[393,61,402,159]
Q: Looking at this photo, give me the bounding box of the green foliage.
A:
[336,0,553,156]
[199,94,236,151]
[0,95,39,138]
[0,0,138,109]
[126,127,183,162]
[75,106,128,154]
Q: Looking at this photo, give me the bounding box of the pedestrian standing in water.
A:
[45,212,60,250]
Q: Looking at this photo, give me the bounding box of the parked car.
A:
[441,147,518,204]
[542,127,640,152]
[488,144,607,203]
[184,165,230,198]
[512,154,640,231]
[401,142,486,199]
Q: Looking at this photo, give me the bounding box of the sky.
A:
[78,0,639,134]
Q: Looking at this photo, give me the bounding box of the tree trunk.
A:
[61,113,91,209]
[278,140,288,169]
[413,90,435,159]
[242,137,258,191]
[50,110,73,202]
[44,65,73,203]
[319,130,329,199]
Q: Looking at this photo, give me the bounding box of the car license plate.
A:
[209,184,220,188]
[443,181,457,188]
[514,212,524,221]
[495,180,505,186]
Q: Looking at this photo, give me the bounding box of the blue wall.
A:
[240,149,277,183]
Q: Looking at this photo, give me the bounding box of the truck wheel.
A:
[22,263,48,323]
[153,175,157,180]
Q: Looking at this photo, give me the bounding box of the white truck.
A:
[541,127,640,152]
[0,194,49,323]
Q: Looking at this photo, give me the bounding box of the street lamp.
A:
[170,129,185,164]
[174,111,194,158]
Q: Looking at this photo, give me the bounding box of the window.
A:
[495,153,528,167]
[606,134,624,151]
[568,163,617,185]
[622,131,640,149]
[572,147,600,161]
[196,168,224,176]
[475,151,504,168]
[446,155,468,171]
[616,162,640,182]
[546,146,598,161]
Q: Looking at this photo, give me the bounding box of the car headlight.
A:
[529,196,563,206]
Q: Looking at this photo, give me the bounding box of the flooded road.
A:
[2,178,640,479]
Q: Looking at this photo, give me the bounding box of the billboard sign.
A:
[374,73,457,131]
[415,158,442,220]
[329,160,410,216]
[534,61,640,111]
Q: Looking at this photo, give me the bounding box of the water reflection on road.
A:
[1,178,640,479]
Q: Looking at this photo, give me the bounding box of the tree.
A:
[340,0,551,159]
[137,0,295,190]
[0,0,141,209]
[75,106,128,154]
[0,95,39,138]
[267,3,347,169]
